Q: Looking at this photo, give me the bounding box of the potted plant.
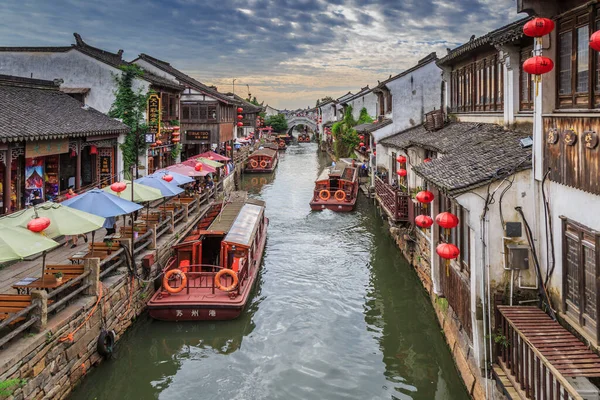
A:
[105,239,114,255]
[54,271,63,283]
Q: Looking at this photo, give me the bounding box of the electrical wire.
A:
[541,169,555,287]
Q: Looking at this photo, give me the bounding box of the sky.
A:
[0,0,521,110]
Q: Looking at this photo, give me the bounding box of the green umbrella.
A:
[0,226,59,263]
[102,180,163,203]
[0,202,105,239]
[195,157,224,168]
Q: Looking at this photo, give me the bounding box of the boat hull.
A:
[245,158,278,173]
[309,200,356,212]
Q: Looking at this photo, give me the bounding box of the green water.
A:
[70,143,468,400]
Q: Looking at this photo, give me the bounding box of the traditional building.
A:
[0,33,185,175]
[264,105,280,117]
[339,86,377,121]
[132,54,238,160]
[0,75,129,214]
[224,93,263,139]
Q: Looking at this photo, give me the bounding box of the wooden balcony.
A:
[374,176,411,223]
[495,305,600,399]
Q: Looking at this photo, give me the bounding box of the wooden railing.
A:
[440,264,472,340]
[374,176,411,222]
[496,308,583,400]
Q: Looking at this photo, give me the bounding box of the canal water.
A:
[71,143,468,400]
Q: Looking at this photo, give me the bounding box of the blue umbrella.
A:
[152,169,194,186]
[62,188,143,217]
[134,176,184,197]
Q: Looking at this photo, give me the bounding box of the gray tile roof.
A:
[382,122,532,196]
[355,118,392,134]
[0,75,129,142]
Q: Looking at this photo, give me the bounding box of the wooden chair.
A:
[44,264,85,279]
[0,294,53,324]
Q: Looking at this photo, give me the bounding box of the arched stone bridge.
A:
[285,116,317,135]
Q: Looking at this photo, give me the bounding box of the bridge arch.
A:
[285,116,317,136]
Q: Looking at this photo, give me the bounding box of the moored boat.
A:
[310,158,359,212]
[147,193,268,321]
[298,133,310,142]
[244,148,278,173]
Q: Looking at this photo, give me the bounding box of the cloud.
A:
[0,0,520,109]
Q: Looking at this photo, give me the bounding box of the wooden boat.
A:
[298,133,310,142]
[310,158,359,212]
[147,193,268,321]
[245,148,278,173]
[277,134,292,145]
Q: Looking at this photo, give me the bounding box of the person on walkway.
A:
[103,216,116,236]
[63,187,88,248]
[30,190,44,206]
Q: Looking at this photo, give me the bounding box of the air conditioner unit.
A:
[506,244,530,270]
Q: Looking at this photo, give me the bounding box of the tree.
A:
[265,114,288,133]
[331,105,360,159]
[357,107,374,124]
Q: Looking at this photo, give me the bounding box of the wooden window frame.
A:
[450,56,503,114]
[180,102,219,123]
[520,46,535,111]
[557,8,595,109]
[561,216,600,341]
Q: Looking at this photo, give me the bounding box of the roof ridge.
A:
[0,74,59,90]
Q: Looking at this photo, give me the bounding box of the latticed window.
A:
[449,56,504,113]
[562,217,600,340]
[520,46,535,111]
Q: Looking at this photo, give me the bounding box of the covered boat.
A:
[147,193,268,321]
[310,158,359,212]
[245,148,278,173]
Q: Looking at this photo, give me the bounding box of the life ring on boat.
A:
[278,141,285,148]
[163,269,187,294]
[250,159,259,168]
[260,160,268,168]
[97,329,116,358]
[214,269,239,292]
[334,190,346,201]
[319,189,330,201]
[260,178,267,185]
[251,177,258,185]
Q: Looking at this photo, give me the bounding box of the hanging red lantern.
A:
[172,137,180,143]
[237,122,244,127]
[195,162,203,172]
[162,174,174,183]
[397,169,407,177]
[373,151,376,156]
[359,135,365,140]
[226,145,232,151]
[396,155,406,164]
[359,142,365,147]
[591,30,600,52]
[436,212,459,229]
[110,181,127,196]
[150,142,157,147]
[172,130,180,136]
[436,242,460,276]
[523,56,554,75]
[424,158,432,163]
[27,217,51,233]
[89,145,98,155]
[155,139,163,146]
[70,149,76,158]
[416,190,434,204]
[523,18,555,38]
[237,107,243,113]
[237,115,244,120]
[415,215,433,229]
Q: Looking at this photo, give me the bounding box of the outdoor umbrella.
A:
[165,163,209,178]
[152,169,195,186]
[134,176,184,197]
[195,157,224,169]
[181,160,217,174]
[193,151,231,162]
[0,226,59,263]
[62,188,143,218]
[102,180,163,203]
[0,202,105,240]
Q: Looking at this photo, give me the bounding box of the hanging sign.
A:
[147,94,161,137]
[25,139,69,158]
[186,130,210,142]
[99,155,112,182]
[563,130,577,146]
[583,131,599,149]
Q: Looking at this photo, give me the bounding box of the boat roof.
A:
[207,193,265,233]
[251,148,277,158]
[223,203,264,248]
[316,159,356,181]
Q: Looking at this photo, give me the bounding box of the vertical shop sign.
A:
[99,155,111,183]
[147,94,161,138]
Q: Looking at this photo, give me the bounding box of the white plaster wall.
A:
[133,59,179,84]
[380,61,443,141]
[455,114,505,125]
[0,50,149,114]
[349,92,378,120]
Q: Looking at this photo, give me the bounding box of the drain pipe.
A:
[479,199,490,400]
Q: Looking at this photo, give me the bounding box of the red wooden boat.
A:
[245,148,278,173]
[147,193,268,321]
[310,158,359,212]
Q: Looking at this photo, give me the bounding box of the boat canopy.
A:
[223,203,264,248]
[251,148,277,158]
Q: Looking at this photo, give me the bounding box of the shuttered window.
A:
[450,56,504,113]
[562,217,600,339]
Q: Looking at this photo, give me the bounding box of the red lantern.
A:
[359,135,365,140]
[415,215,433,229]
[237,122,244,127]
[416,190,434,204]
[424,158,432,163]
[110,181,127,196]
[397,169,407,177]
[359,142,365,147]
[162,174,173,183]
[173,126,180,131]
[237,115,244,120]
[172,137,180,143]
[150,142,157,147]
[523,18,555,38]
[226,145,232,151]
[396,155,406,164]
[373,151,376,156]
[172,130,180,136]
[70,149,76,158]
[155,139,163,146]
[437,242,460,276]
[591,30,600,52]
[523,56,554,76]
[237,107,243,113]
[195,162,203,172]
[436,212,459,229]
[27,217,51,233]
[89,145,98,155]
